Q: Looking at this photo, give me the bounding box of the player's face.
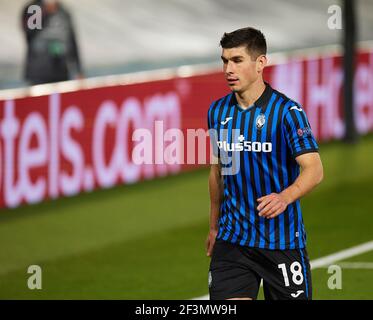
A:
[221,46,266,93]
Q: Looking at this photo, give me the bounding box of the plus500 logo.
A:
[217,141,272,152]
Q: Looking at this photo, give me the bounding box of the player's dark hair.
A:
[220,27,267,60]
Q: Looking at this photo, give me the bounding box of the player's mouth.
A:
[227,77,239,85]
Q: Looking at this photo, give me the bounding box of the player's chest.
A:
[213,111,282,153]
[215,111,281,138]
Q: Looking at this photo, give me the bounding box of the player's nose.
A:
[225,61,235,74]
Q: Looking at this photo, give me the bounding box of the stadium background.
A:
[0,0,372,299]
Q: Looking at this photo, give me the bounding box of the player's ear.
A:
[256,55,267,73]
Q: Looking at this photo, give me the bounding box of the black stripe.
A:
[255,82,274,108]
[229,92,237,107]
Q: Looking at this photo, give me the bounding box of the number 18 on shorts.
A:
[209,240,312,300]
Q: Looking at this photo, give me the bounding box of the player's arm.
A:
[257,152,323,219]
[206,163,223,256]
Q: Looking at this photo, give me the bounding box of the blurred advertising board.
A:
[0,49,372,208]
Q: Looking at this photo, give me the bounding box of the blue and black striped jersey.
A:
[207,83,319,250]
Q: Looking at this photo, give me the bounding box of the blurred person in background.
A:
[21,0,83,85]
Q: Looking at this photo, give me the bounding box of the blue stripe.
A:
[259,93,277,248]
[250,108,263,247]
[217,98,231,165]
[302,221,307,247]
[217,97,230,144]
[280,101,292,250]
[242,113,256,246]
[288,160,300,249]
[288,203,295,248]
[268,96,283,249]
[216,97,231,240]
[299,249,309,298]
[222,105,236,241]
[231,111,243,243]
[296,201,304,248]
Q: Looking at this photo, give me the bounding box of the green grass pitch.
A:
[0,135,372,299]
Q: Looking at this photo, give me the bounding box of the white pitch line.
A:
[309,241,373,269]
[192,240,373,300]
[319,262,373,269]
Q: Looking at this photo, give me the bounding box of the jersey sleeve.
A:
[283,105,319,158]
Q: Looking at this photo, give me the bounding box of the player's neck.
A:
[235,80,266,110]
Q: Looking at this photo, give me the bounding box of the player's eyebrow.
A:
[221,55,244,61]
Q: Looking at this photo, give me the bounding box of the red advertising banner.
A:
[267,50,373,140]
[0,49,372,209]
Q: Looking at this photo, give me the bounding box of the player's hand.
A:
[206,229,218,257]
[257,193,290,219]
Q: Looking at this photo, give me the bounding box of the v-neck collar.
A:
[229,82,273,113]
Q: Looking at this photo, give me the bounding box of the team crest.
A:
[256,114,266,129]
